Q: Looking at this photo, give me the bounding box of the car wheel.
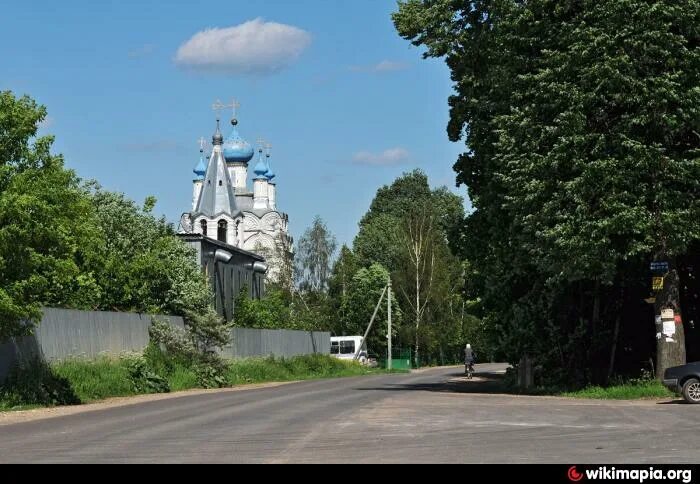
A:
[681,378,700,404]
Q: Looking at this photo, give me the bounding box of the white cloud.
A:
[129,44,155,59]
[175,18,311,75]
[349,60,409,74]
[353,148,410,166]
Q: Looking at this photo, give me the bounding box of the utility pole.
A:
[354,284,388,362]
[387,276,392,371]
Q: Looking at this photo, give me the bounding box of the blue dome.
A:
[193,154,206,179]
[253,151,268,177]
[223,125,254,164]
[265,156,276,181]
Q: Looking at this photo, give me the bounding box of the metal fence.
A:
[0,308,331,383]
[223,327,330,359]
[35,308,185,360]
[0,308,185,382]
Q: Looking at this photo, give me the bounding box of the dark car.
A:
[663,362,700,404]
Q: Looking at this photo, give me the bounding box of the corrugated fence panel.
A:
[0,308,185,383]
[223,327,330,359]
[36,308,185,360]
[1,308,330,383]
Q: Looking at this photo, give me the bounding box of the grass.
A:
[224,354,388,385]
[560,380,675,400]
[0,402,43,412]
[52,357,136,403]
[167,365,199,392]
[0,354,396,411]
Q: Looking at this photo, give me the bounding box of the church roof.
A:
[193,142,239,218]
[253,149,268,178]
[193,151,206,179]
[264,153,276,181]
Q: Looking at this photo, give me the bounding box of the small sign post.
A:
[652,277,664,291]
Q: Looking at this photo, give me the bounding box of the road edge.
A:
[0,380,296,426]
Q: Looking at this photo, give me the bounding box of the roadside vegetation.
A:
[501,381,674,401]
[0,351,390,411]
[491,367,676,400]
[560,381,674,400]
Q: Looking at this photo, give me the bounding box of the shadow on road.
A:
[356,369,512,395]
[357,369,682,404]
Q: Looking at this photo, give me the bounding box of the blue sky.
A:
[1,0,467,246]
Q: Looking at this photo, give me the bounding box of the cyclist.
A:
[464,344,477,377]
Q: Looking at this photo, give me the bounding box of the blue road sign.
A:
[650,261,670,273]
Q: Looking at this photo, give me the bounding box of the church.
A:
[178,101,292,286]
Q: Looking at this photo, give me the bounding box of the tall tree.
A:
[253,229,295,291]
[354,169,433,270]
[296,216,337,293]
[85,185,212,316]
[394,0,700,382]
[0,92,102,338]
[340,263,402,355]
[328,245,360,335]
[0,91,227,345]
[398,208,437,367]
[351,170,471,365]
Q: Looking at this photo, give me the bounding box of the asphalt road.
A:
[0,364,697,463]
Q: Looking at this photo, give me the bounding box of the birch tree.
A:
[399,208,438,367]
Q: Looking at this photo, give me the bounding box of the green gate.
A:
[378,348,412,370]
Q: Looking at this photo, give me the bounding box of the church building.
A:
[178,101,292,285]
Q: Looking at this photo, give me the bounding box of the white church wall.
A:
[228,163,248,191]
[192,180,203,211]
[193,214,241,246]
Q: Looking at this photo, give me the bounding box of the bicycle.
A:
[465,362,474,379]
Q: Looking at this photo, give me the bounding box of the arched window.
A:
[218,220,228,243]
[200,219,207,236]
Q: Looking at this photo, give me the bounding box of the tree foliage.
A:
[233,287,331,332]
[394,0,700,383]
[328,245,361,333]
[349,170,474,364]
[0,92,103,338]
[295,215,337,293]
[0,91,220,342]
[85,186,212,316]
[340,263,402,354]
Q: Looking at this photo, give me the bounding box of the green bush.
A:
[193,361,227,389]
[144,342,188,376]
[148,316,230,389]
[125,356,170,395]
[0,358,80,408]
